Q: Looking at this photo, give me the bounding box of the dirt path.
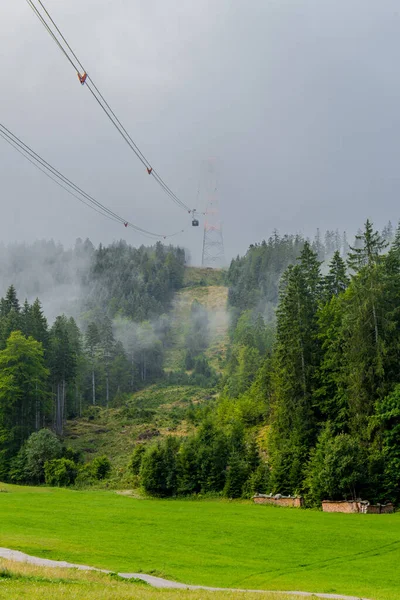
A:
[0,547,369,600]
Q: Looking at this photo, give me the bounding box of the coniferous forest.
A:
[1,220,400,507]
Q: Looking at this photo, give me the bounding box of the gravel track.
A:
[0,547,370,600]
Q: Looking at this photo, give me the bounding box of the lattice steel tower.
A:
[201,161,225,268]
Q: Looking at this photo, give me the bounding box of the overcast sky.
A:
[1,0,400,263]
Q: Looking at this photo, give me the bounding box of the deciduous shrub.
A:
[305,423,368,505]
[129,445,146,475]
[11,429,62,484]
[44,458,78,487]
[91,455,111,480]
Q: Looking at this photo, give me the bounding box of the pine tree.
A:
[4,285,20,315]
[268,243,323,492]
[324,251,349,298]
[333,223,400,434]
[21,300,32,337]
[348,219,388,272]
[30,299,49,351]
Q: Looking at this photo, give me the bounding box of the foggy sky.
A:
[2,0,400,263]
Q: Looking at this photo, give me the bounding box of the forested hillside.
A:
[2,221,400,508]
[0,239,186,321]
[128,220,400,506]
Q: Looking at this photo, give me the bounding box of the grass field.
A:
[0,560,307,600]
[1,485,399,599]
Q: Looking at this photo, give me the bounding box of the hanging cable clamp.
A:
[147,167,153,175]
[77,71,87,85]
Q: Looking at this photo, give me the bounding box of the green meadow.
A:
[1,484,400,600]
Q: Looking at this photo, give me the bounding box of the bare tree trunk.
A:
[55,382,61,436]
[141,352,147,382]
[52,383,56,431]
[61,379,66,435]
[300,343,306,393]
[297,298,307,397]
[35,382,39,431]
[92,367,96,405]
[372,301,379,346]
[105,367,109,408]
[131,352,135,391]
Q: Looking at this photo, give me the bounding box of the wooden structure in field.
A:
[253,494,304,508]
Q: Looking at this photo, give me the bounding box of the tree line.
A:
[133,220,400,505]
[227,222,394,323]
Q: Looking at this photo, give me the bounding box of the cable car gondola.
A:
[191,210,199,226]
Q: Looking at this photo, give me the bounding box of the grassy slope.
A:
[64,385,212,475]
[1,485,399,600]
[0,561,305,600]
[164,268,229,373]
[64,270,229,471]
[183,267,226,288]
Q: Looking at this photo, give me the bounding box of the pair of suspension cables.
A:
[0,124,186,239]
[2,0,195,238]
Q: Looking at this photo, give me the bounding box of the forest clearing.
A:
[0,484,399,600]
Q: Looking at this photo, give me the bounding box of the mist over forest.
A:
[0,219,394,324]
[0,238,187,324]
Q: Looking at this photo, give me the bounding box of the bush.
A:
[129,445,147,475]
[75,463,96,488]
[44,458,78,487]
[305,423,368,505]
[63,446,83,464]
[24,429,62,483]
[82,406,101,421]
[91,455,111,480]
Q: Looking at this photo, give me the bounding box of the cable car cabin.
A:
[192,219,199,227]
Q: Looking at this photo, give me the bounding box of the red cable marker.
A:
[77,71,87,85]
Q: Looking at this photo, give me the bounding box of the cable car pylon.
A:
[200,160,225,267]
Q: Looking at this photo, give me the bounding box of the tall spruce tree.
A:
[268,243,322,493]
[324,251,349,298]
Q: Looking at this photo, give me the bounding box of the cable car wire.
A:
[26,0,193,214]
[0,131,123,227]
[0,124,187,239]
[26,0,79,72]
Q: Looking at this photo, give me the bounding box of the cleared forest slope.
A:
[64,268,229,480]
